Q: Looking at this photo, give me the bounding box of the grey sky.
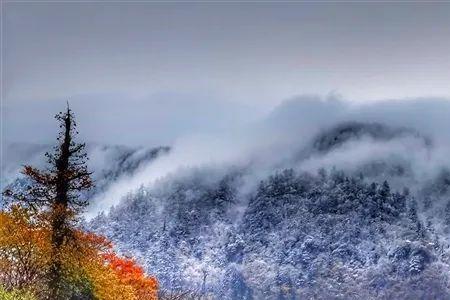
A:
[3,2,450,146]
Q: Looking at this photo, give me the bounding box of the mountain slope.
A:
[89,122,450,299]
[1,144,169,213]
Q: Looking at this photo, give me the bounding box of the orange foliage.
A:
[103,253,158,300]
[0,207,158,300]
[1,108,159,299]
[0,206,50,292]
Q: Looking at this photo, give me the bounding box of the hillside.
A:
[89,122,450,299]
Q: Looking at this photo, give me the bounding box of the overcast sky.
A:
[3,2,450,146]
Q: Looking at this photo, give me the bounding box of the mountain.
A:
[1,143,169,212]
[311,121,431,153]
[88,122,450,299]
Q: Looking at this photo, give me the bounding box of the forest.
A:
[5,2,450,299]
[2,107,450,299]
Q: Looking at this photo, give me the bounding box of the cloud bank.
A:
[86,95,450,218]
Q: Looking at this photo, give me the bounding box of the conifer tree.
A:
[3,104,93,299]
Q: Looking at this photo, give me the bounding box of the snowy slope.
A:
[89,122,450,299]
[1,143,169,214]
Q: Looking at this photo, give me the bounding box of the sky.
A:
[2,2,450,147]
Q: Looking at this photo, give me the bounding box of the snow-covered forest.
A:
[4,98,450,299]
[89,121,450,299]
[5,2,450,299]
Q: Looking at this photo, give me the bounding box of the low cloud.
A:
[85,95,450,217]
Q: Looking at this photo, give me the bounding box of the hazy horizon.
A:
[3,2,450,147]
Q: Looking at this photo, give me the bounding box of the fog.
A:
[86,95,450,218]
[3,92,262,147]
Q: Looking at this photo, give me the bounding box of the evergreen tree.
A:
[3,105,93,299]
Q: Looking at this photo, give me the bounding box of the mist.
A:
[3,92,263,147]
[86,95,450,218]
[5,2,450,297]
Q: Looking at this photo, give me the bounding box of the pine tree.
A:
[3,104,92,299]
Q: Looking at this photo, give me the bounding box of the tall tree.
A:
[3,104,93,299]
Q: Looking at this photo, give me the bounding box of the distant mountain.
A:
[1,143,169,211]
[84,144,169,196]
[311,122,431,153]
[89,122,450,299]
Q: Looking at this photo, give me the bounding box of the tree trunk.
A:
[49,110,72,299]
